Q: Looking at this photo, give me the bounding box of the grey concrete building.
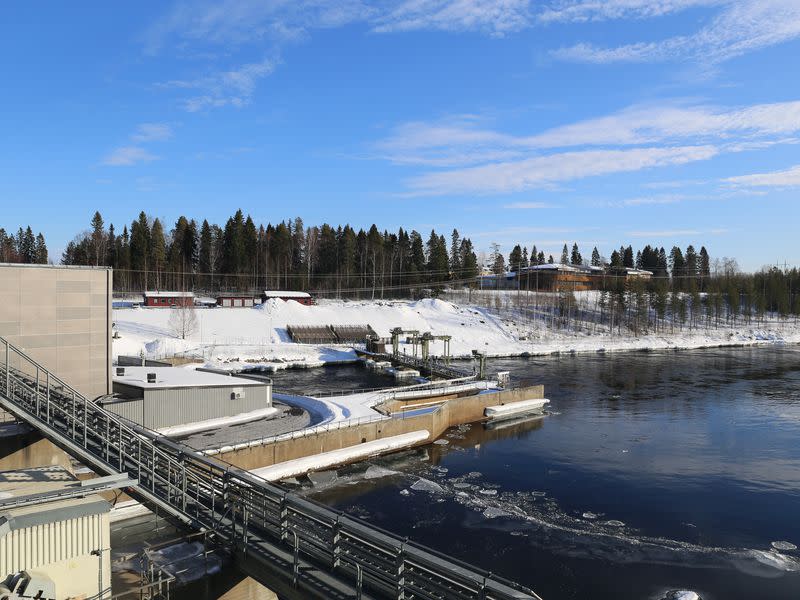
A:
[106,367,272,432]
[0,264,112,399]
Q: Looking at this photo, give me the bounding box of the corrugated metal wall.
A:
[107,383,271,429]
[0,512,108,574]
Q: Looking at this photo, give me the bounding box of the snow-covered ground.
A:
[113,297,800,372]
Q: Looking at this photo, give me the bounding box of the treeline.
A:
[453,265,800,339]
[505,241,712,285]
[61,210,480,296]
[0,226,48,264]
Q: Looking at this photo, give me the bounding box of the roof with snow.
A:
[519,264,603,273]
[143,291,195,298]
[113,366,263,390]
[262,290,311,298]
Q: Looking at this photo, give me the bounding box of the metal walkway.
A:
[0,337,541,600]
[365,351,475,381]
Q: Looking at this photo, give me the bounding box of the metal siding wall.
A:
[143,384,270,429]
[0,512,105,574]
[105,398,145,425]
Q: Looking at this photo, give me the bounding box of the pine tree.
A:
[90,211,105,266]
[508,244,523,272]
[570,243,582,266]
[199,220,213,286]
[150,219,166,288]
[560,244,569,265]
[34,233,48,264]
[459,238,478,280]
[699,246,711,278]
[685,245,698,278]
[130,212,150,289]
[21,227,36,263]
[591,247,601,267]
[106,224,116,268]
[623,245,634,269]
[450,229,461,275]
[610,249,623,270]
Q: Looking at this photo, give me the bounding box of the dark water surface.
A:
[304,346,800,600]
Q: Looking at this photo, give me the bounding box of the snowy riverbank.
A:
[112,297,800,370]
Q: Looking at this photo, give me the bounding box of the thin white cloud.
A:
[131,123,173,142]
[539,0,720,23]
[607,194,689,207]
[102,146,158,167]
[724,164,800,188]
[145,0,531,52]
[376,99,800,195]
[372,0,533,36]
[552,0,800,64]
[144,1,371,52]
[406,145,718,195]
[503,201,558,209]
[159,58,277,111]
[378,101,800,163]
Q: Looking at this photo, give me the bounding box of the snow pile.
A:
[251,430,430,481]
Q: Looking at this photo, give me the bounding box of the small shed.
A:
[216,294,256,308]
[107,367,272,431]
[143,290,195,307]
[0,466,111,599]
[262,290,314,305]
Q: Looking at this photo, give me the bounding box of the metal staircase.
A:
[0,336,540,600]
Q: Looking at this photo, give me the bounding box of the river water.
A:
[300,346,800,600]
[169,346,800,599]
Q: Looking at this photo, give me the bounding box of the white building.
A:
[105,367,273,432]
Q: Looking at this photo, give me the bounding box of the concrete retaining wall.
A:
[218,385,544,471]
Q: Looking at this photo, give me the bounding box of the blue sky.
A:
[2,1,800,270]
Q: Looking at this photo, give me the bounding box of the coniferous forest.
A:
[11,209,796,323]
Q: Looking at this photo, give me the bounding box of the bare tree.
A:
[169,303,198,340]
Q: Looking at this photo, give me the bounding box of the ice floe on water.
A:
[411,478,444,493]
[604,520,625,528]
[658,592,700,600]
[483,507,512,519]
[300,454,800,582]
[748,550,800,572]
[771,540,798,551]
[363,465,401,480]
[433,439,449,445]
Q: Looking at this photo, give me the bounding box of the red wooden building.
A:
[142,291,195,307]
[216,294,256,308]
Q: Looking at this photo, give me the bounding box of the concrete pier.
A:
[216,385,545,470]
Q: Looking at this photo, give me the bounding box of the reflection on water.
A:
[305,346,800,600]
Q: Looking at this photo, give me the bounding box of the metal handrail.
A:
[0,336,541,600]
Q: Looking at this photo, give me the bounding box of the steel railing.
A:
[0,336,541,600]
